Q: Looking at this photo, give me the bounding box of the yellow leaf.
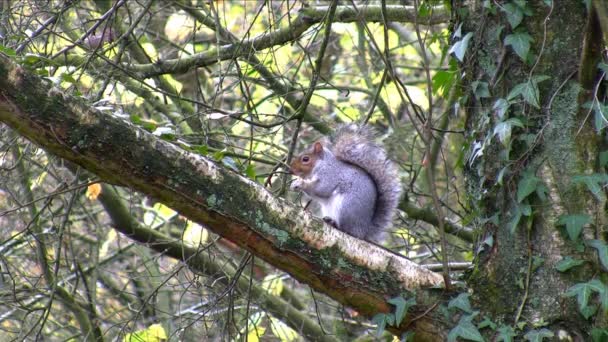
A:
[143,202,177,227]
[123,323,167,342]
[183,221,209,247]
[269,315,299,342]
[262,274,283,296]
[86,183,102,200]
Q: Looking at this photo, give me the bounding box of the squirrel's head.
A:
[289,141,324,177]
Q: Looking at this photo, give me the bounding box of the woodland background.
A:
[0,0,606,341]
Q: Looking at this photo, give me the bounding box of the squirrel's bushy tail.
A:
[331,124,402,232]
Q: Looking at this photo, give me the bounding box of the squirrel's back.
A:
[331,124,402,233]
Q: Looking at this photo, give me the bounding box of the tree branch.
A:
[128,5,449,78]
[0,55,446,338]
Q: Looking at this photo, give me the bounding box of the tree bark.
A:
[458,0,605,337]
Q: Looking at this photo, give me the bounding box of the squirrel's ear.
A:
[313,141,323,153]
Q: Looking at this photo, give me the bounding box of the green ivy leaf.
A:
[520,203,532,216]
[592,100,608,132]
[472,81,491,99]
[493,98,510,120]
[601,282,608,313]
[450,32,473,62]
[448,293,473,313]
[599,151,608,167]
[388,296,416,325]
[477,316,496,330]
[531,256,544,271]
[557,214,591,241]
[572,173,608,201]
[502,3,524,28]
[587,239,608,270]
[523,328,554,342]
[507,205,523,234]
[447,314,484,342]
[497,325,517,342]
[534,183,549,202]
[507,76,548,109]
[580,304,598,319]
[505,32,533,61]
[555,256,585,272]
[517,173,540,202]
[372,313,387,337]
[565,282,595,314]
[493,118,524,146]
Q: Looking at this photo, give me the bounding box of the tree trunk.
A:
[458,0,606,337]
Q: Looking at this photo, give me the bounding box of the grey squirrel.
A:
[289,124,402,242]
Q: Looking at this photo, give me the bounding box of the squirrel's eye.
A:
[302,156,310,163]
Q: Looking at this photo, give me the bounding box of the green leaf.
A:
[245,164,257,180]
[493,98,510,120]
[448,293,473,313]
[214,150,226,161]
[417,1,432,17]
[592,100,608,132]
[504,32,533,61]
[572,173,608,201]
[534,183,549,202]
[497,325,517,342]
[580,304,598,319]
[196,145,209,156]
[432,70,456,95]
[507,206,523,234]
[448,315,484,342]
[520,203,532,216]
[557,214,591,241]
[507,76,549,109]
[60,73,77,84]
[502,3,524,28]
[494,118,524,146]
[449,32,473,62]
[587,279,606,293]
[531,256,544,271]
[523,328,554,342]
[517,173,540,202]
[472,81,491,99]
[372,313,387,337]
[401,331,416,342]
[599,151,608,167]
[565,282,595,314]
[388,296,416,325]
[601,282,608,313]
[0,44,17,56]
[477,316,496,330]
[555,256,585,272]
[587,239,608,270]
[591,328,608,342]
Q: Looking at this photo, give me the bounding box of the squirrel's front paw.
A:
[290,178,303,191]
